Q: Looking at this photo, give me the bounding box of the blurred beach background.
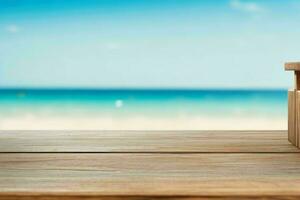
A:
[0,89,287,130]
[1,0,299,130]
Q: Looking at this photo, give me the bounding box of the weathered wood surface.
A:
[0,130,297,153]
[2,197,299,200]
[288,91,297,145]
[286,63,300,149]
[1,130,300,200]
[2,153,300,196]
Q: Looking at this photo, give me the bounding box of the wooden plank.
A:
[295,72,300,90]
[2,196,300,200]
[1,130,298,199]
[296,90,299,147]
[1,153,300,197]
[297,91,300,147]
[288,90,296,145]
[1,196,299,200]
[0,130,297,153]
[285,62,300,71]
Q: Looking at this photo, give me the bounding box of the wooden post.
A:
[285,62,300,148]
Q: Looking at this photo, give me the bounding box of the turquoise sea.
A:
[0,89,287,130]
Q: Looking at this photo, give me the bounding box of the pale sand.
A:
[0,116,286,130]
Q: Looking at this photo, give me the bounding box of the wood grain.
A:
[0,130,299,199]
[0,130,296,153]
[297,91,300,147]
[1,196,299,200]
[1,153,300,197]
[1,196,300,200]
[288,91,296,145]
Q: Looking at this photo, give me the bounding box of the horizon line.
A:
[0,87,287,91]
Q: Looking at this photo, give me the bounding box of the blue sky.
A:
[0,0,299,88]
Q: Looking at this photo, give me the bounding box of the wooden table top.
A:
[1,130,300,200]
